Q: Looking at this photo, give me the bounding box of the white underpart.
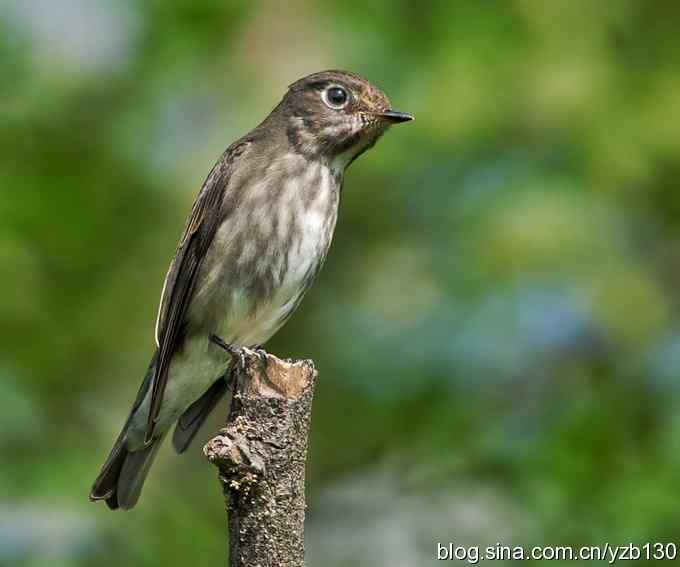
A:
[222,161,337,346]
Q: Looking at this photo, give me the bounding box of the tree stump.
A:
[204,348,317,567]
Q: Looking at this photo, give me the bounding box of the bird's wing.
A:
[145,142,249,443]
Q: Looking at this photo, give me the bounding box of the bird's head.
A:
[276,70,413,170]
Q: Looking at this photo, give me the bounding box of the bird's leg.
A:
[210,334,247,370]
[210,334,270,372]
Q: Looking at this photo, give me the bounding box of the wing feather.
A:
[145,142,248,442]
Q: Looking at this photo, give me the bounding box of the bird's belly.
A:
[213,184,338,347]
[226,290,304,346]
[219,250,323,347]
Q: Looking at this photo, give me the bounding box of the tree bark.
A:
[204,348,317,567]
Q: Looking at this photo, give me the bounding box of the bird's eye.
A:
[322,86,349,109]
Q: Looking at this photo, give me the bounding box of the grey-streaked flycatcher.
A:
[90,70,413,509]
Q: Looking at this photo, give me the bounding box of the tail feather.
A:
[89,434,126,504]
[91,352,229,508]
[116,439,163,509]
[90,354,160,510]
[90,433,164,510]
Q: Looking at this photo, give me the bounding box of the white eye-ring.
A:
[322,85,349,109]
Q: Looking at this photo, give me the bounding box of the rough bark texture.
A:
[204,348,316,567]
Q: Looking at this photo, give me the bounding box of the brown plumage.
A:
[90,70,413,510]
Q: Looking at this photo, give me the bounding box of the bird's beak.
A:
[378,110,414,123]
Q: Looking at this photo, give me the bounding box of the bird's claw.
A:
[210,334,246,369]
[253,346,269,370]
[210,335,269,371]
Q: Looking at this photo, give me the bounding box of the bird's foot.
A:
[210,335,269,371]
[252,345,269,370]
[210,334,247,369]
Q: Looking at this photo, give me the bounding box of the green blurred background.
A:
[3,1,680,565]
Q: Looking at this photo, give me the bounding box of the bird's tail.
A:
[89,430,164,510]
[90,353,162,510]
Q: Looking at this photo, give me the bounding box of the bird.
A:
[89,70,413,510]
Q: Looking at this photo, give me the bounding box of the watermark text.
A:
[436,542,678,563]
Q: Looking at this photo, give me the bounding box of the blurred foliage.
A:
[2,1,680,565]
